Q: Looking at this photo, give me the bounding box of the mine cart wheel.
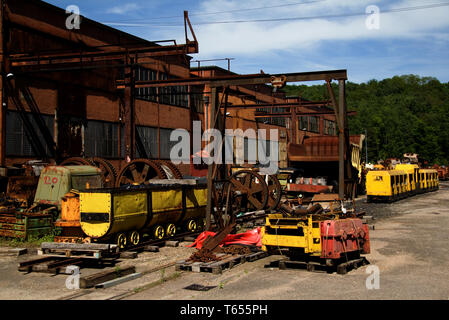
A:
[228,170,269,212]
[186,219,197,232]
[166,223,177,237]
[155,160,183,179]
[116,233,127,249]
[129,231,141,246]
[266,175,282,210]
[89,157,117,188]
[115,159,167,187]
[196,218,206,231]
[59,157,94,166]
[154,225,165,240]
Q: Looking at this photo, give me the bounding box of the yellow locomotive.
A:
[366,164,439,202]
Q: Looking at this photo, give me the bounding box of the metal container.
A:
[79,183,207,242]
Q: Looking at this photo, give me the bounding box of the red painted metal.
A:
[286,183,332,194]
[320,218,370,259]
[288,135,362,162]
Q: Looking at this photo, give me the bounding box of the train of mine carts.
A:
[0,152,442,275]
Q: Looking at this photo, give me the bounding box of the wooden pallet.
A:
[176,251,267,274]
[38,242,119,260]
[265,257,369,274]
[18,255,118,274]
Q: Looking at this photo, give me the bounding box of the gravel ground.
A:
[0,182,448,300]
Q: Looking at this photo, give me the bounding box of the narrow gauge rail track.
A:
[18,230,203,274]
[121,230,202,252]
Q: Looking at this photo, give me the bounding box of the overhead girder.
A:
[116,70,348,89]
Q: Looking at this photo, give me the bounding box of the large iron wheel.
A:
[59,157,94,166]
[115,159,167,187]
[89,157,117,188]
[154,160,183,179]
[228,170,269,212]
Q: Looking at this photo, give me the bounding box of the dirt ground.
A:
[0,182,448,300]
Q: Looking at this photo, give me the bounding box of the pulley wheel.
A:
[115,159,167,187]
[59,157,94,166]
[89,157,117,188]
[228,170,269,211]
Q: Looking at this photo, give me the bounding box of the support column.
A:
[291,104,297,144]
[0,0,5,167]
[123,57,135,161]
[205,87,217,231]
[338,79,346,200]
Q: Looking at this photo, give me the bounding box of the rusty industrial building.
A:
[0,0,345,182]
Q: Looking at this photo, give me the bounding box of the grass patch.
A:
[0,228,61,248]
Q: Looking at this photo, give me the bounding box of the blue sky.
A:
[45,0,449,83]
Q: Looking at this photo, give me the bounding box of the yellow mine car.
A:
[79,183,207,248]
[366,164,439,202]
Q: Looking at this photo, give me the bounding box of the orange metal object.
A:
[55,192,80,228]
[54,192,86,242]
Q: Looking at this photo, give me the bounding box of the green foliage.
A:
[0,228,61,247]
[284,75,449,165]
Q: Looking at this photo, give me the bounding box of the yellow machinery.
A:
[422,169,439,190]
[366,166,438,202]
[79,183,207,248]
[261,214,324,256]
[261,213,370,268]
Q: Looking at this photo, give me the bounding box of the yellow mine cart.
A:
[261,213,371,268]
[366,170,408,202]
[261,214,324,257]
[79,183,207,248]
[395,164,419,192]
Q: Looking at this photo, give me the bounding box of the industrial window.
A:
[5,110,54,157]
[135,67,157,102]
[159,73,189,108]
[309,116,319,133]
[256,106,286,127]
[84,120,119,158]
[324,120,336,135]
[299,116,308,131]
[136,126,158,159]
[191,86,205,113]
[135,126,180,159]
[159,128,178,160]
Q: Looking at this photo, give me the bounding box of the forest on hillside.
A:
[283,75,449,165]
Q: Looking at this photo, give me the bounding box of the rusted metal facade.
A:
[0,0,346,188]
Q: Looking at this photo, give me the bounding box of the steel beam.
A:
[254,111,357,117]
[0,0,5,166]
[10,43,198,67]
[117,70,348,89]
[338,80,346,200]
[220,101,332,109]
[205,87,218,231]
[123,57,135,160]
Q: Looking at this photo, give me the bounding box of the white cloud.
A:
[106,3,140,15]
[146,0,449,58]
